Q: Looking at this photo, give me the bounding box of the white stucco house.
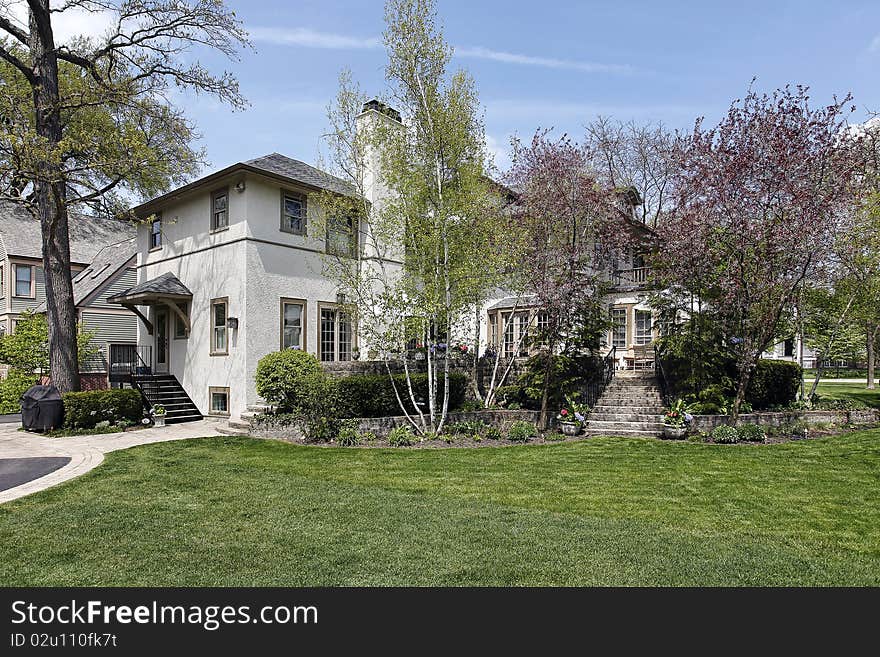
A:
[107,103,402,422]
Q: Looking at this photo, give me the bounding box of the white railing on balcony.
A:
[612,267,651,286]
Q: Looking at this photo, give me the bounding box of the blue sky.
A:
[183,0,880,174]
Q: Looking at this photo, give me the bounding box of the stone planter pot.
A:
[153,415,166,428]
[663,425,687,439]
[559,421,582,436]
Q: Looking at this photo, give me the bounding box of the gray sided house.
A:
[0,202,138,388]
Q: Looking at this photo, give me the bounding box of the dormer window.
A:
[281,191,306,235]
[211,188,229,231]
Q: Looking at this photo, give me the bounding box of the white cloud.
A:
[248,26,380,50]
[5,1,115,44]
[456,46,632,75]
[484,134,511,171]
[248,25,632,74]
[870,34,880,52]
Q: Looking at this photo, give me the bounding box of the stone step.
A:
[593,405,667,414]
[588,413,664,422]
[583,428,663,437]
[586,419,666,431]
[603,384,663,391]
[594,398,664,407]
[598,394,663,401]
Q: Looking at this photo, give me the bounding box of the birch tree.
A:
[319,0,506,434]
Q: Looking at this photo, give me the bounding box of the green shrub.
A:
[255,350,326,411]
[508,420,538,442]
[336,372,467,418]
[746,360,802,410]
[387,426,417,447]
[359,430,377,444]
[517,353,602,411]
[447,419,485,435]
[0,370,37,414]
[482,425,503,441]
[711,425,739,444]
[545,432,566,441]
[336,420,360,447]
[493,385,524,408]
[62,389,143,429]
[811,397,869,410]
[737,423,766,442]
[304,416,339,443]
[689,402,721,414]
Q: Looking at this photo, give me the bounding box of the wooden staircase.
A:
[132,374,203,424]
[585,372,666,437]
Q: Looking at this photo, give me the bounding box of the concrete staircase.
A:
[132,374,203,424]
[585,372,666,437]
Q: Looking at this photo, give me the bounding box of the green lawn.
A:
[1,432,879,586]
[814,380,880,409]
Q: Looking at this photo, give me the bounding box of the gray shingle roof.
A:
[0,201,136,264]
[107,271,192,303]
[245,153,357,198]
[71,238,136,306]
[34,237,136,312]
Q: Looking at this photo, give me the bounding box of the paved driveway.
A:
[0,457,71,491]
[0,420,225,504]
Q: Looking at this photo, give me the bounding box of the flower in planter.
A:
[664,399,693,427]
[555,396,589,426]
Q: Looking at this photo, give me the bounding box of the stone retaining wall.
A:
[689,409,880,431]
[244,409,541,442]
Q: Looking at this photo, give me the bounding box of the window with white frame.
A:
[14,264,33,298]
[281,191,306,235]
[634,310,653,345]
[149,215,162,249]
[211,188,228,231]
[211,298,228,354]
[517,313,531,356]
[611,308,627,348]
[209,387,229,415]
[281,299,304,350]
[319,306,353,362]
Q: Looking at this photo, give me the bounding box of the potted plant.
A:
[556,396,589,436]
[152,404,167,427]
[663,399,692,438]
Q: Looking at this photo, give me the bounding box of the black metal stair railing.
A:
[581,346,617,410]
[109,345,157,409]
[654,343,672,407]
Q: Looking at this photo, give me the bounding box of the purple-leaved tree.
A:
[656,85,858,421]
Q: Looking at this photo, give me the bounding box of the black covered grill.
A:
[20,385,64,432]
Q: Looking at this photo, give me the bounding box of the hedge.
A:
[336,372,467,418]
[62,389,144,429]
[746,359,802,410]
[0,370,37,414]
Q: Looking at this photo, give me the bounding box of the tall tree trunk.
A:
[30,1,80,392]
[729,358,756,425]
[868,322,877,391]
